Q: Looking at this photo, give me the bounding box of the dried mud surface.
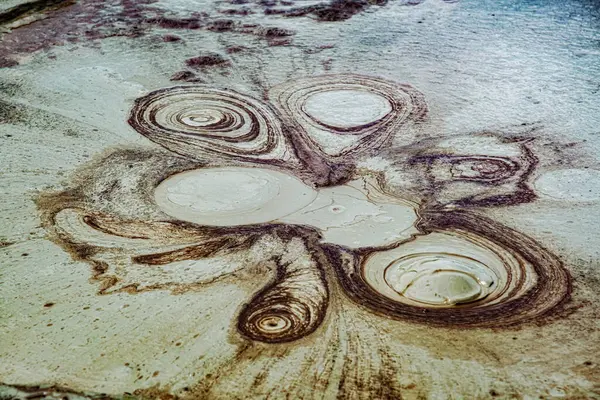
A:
[1,0,600,399]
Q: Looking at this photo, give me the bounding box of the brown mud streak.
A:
[133,236,256,265]
[170,71,204,83]
[281,124,357,187]
[328,208,572,328]
[263,0,389,21]
[185,54,231,69]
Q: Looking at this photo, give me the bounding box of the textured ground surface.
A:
[1,0,600,399]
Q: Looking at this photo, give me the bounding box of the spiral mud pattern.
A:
[269,74,427,159]
[237,238,329,343]
[330,209,572,328]
[128,86,294,165]
[426,155,521,183]
[385,133,539,208]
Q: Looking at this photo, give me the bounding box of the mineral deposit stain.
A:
[169,71,204,83]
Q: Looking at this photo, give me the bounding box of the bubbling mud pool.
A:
[38,73,572,347]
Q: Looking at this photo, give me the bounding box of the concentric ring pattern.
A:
[333,210,571,328]
[128,86,289,162]
[269,74,427,158]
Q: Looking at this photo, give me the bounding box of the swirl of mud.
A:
[409,154,522,184]
[237,240,329,343]
[446,156,519,183]
[394,134,539,207]
[269,74,427,158]
[331,210,571,327]
[128,86,289,162]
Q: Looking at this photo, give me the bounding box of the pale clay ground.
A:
[1,0,600,399]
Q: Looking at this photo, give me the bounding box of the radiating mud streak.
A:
[330,209,571,328]
[237,239,329,343]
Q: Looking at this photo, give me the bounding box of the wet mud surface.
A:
[1,0,600,399]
